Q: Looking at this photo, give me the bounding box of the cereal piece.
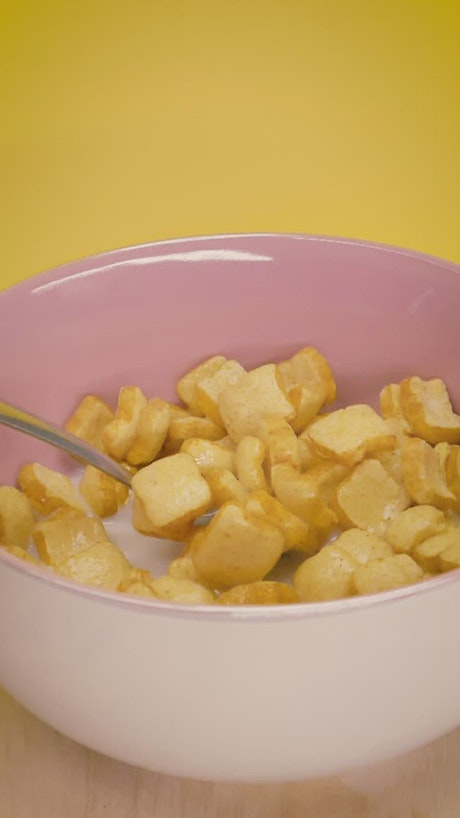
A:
[118,568,157,597]
[55,541,131,590]
[166,413,224,454]
[132,453,212,538]
[439,541,460,572]
[190,502,284,588]
[435,442,451,474]
[293,544,359,602]
[18,463,85,515]
[445,444,460,509]
[334,459,409,534]
[194,359,246,425]
[65,395,114,451]
[245,490,316,554]
[334,529,393,564]
[298,431,322,470]
[288,383,326,434]
[219,364,295,443]
[101,386,147,461]
[219,581,300,605]
[271,463,338,541]
[125,398,171,466]
[131,495,194,541]
[80,466,129,518]
[1,544,41,565]
[0,485,34,548]
[385,506,446,554]
[177,356,227,414]
[413,528,460,571]
[277,346,336,403]
[401,437,456,509]
[379,384,412,435]
[205,467,247,505]
[236,436,269,493]
[256,414,301,469]
[168,552,210,586]
[375,445,411,501]
[352,554,423,595]
[180,438,235,475]
[307,405,395,467]
[47,507,88,522]
[150,576,215,605]
[33,515,109,566]
[399,376,460,444]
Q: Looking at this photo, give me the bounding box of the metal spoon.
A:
[0,399,133,487]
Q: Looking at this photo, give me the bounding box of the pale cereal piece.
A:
[219,364,295,443]
[150,576,215,605]
[80,465,130,518]
[277,346,336,404]
[445,444,460,510]
[439,542,460,572]
[55,540,131,590]
[168,552,211,587]
[18,463,85,515]
[435,442,451,475]
[334,529,393,564]
[65,395,114,451]
[412,529,460,571]
[181,438,236,476]
[298,433,321,470]
[132,496,194,541]
[385,505,446,554]
[401,437,456,510]
[216,436,236,452]
[165,413,224,454]
[0,485,34,548]
[125,398,171,466]
[271,463,338,542]
[236,436,269,493]
[1,544,42,565]
[33,515,109,566]
[379,384,412,434]
[47,507,88,522]
[293,544,359,602]
[118,568,157,597]
[132,453,212,532]
[334,459,410,535]
[101,386,147,461]
[256,414,301,469]
[245,490,317,554]
[288,383,327,434]
[205,467,247,506]
[307,404,395,467]
[375,444,411,503]
[190,501,284,588]
[219,581,300,605]
[176,355,227,414]
[399,376,460,445]
[352,554,423,596]
[194,359,246,425]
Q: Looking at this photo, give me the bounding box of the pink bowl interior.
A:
[1,233,460,485]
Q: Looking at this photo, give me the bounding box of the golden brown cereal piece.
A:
[287,382,327,434]
[293,544,359,602]
[101,386,147,461]
[1,544,42,565]
[125,398,171,466]
[180,438,236,475]
[385,505,446,554]
[307,404,395,467]
[194,359,246,425]
[166,413,224,454]
[413,528,460,572]
[33,515,109,566]
[80,466,129,518]
[277,346,336,404]
[150,576,215,605]
[334,529,393,564]
[439,542,460,572]
[55,541,131,590]
[401,437,456,509]
[271,463,338,542]
[245,490,316,554]
[379,384,412,435]
[132,453,212,534]
[219,364,295,443]
[18,463,85,515]
[190,501,284,588]
[176,355,227,414]
[47,507,88,522]
[118,568,157,597]
[65,395,114,451]
[352,554,423,596]
[219,581,300,605]
[399,376,460,444]
[0,486,34,548]
[334,459,410,535]
[256,414,301,470]
[236,436,269,493]
[205,467,247,505]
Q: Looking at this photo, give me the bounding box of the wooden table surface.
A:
[1,687,460,818]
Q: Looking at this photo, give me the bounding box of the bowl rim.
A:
[1,231,460,622]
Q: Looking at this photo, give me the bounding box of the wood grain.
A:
[1,687,460,818]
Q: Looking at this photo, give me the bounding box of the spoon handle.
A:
[0,400,132,487]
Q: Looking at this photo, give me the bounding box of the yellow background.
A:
[1,0,459,290]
